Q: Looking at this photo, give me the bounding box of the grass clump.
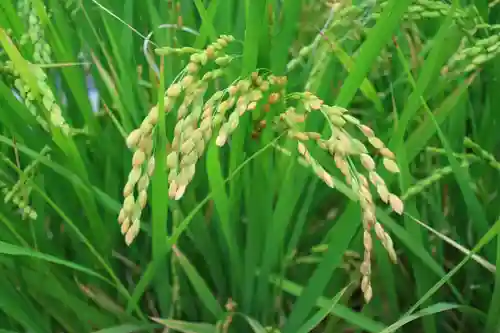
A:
[121,36,405,305]
[1,0,500,333]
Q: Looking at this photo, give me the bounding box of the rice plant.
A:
[0,0,500,332]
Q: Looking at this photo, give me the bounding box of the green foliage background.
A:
[1,0,500,332]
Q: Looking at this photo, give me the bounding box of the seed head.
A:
[217,38,228,47]
[362,277,373,302]
[167,84,183,97]
[389,194,404,215]
[360,154,375,171]
[216,132,228,147]
[383,158,400,173]
[137,175,150,192]
[359,125,375,138]
[368,137,385,149]
[310,99,322,110]
[121,218,131,234]
[166,152,179,169]
[138,191,148,209]
[247,101,257,110]
[118,209,126,224]
[269,93,280,104]
[128,167,142,185]
[377,184,390,203]
[168,181,179,199]
[187,62,199,74]
[180,140,196,155]
[237,80,251,92]
[329,115,346,127]
[123,182,134,197]
[138,136,153,154]
[215,56,232,66]
[175,185,187,200]
[125,220,140,246]
[132,150,146,167]
[147,157,156,176]
[363,230,373,251]
[123,195,135,214]
[126,129,142,149]
[181,75,195,88]
[380,147,395,159]
[147,106,159,125]
[205,45,216,58]
[320,170,334,188]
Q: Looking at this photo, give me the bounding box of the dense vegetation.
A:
[1,0,500,332]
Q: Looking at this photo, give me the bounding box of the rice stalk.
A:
[2,59,71,135]
[0,146,50,221]
[119,36,405,302]
[17,0,52,64]
[464,137,500,171]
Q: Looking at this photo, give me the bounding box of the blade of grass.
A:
[0,240,108,282]
[150,55,172,317]
[270,0,302,74]
[152,318,216,333]
[237,313,267,332]
[406,214,495,273]
[297,284,350,333]
[485,229,500,332]
[92,324,160,333]
[270,274,385,333]
[380,303,460,333]
[192,0,219,47]
[206,142,242,300]
[172,246,224,319]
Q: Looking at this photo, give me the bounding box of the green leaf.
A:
[0,241,108,282]
[297,285,350,333]
[151,318,216,333]
[92,324,159,333]
[173,246,224,319]
[380,303,459,333]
